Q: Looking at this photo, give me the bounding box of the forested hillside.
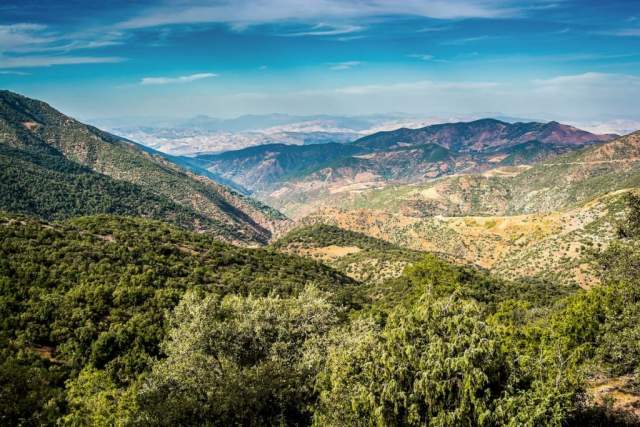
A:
[3,194,640,425]
[0,90,287,244]
[0,213,358,425]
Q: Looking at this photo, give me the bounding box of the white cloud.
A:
[0,23,127,69]
[0,70,29,75]
[118,0,521,30]
[0,24,52,51]
[140,73,218,85]
[329,61,362,70]
[417,25,452,32]
[0,23,125,54]
[0,55,125,68]
[441,35,492,45]
[336,35,366,42]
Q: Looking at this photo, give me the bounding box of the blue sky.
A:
[0,0,639,121]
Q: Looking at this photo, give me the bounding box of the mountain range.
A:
[189,118,615,217]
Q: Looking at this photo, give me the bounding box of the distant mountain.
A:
[193,118,616,216]
[354,119,615,152]
[196,143,364,190]
[0,90,288,244]
[315,131,640,218]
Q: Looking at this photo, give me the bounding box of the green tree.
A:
[139,286,342,426]
[62,367,140,427]
[314,293,578,426]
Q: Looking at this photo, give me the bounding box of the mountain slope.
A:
[272,224,425,283]
[291,132,640,287]
[195,142,363,190]
[198,119,613,191]
[0,213,359,423]
[0,143,226,232]
[0,90,288,244]
[300,189,632,288]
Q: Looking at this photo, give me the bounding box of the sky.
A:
[1,0,639,122]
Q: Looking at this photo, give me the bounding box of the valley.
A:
[2,90,640,426]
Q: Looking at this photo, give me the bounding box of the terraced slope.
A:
[0,90,288,244]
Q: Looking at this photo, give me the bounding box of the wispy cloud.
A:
[417,25,452,33]
[532,72,640,88]
[118,0,522,30]
[408,53,434,61]
[459,52,638,65]
[0,55,125,68]
[283,23,363,37]
[140,73,218,85]
[0,23,127,69]
[598,28,640,37]
[332,79,499,95]
[0,23,125,53]
[336,35,366,42]
[329,61,361,70]
[441,35,492,45]
[0,24,53,51]
[0,69,29,75]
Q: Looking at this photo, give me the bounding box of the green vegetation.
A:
[3,196,640,425]
[273,224,399,251]
[314,296,576,426]
[0,143,238,235]
[138,287,340,426]
[0,214,357,425]
[2,90,640,424]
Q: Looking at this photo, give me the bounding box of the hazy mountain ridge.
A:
[354,119,615,153]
